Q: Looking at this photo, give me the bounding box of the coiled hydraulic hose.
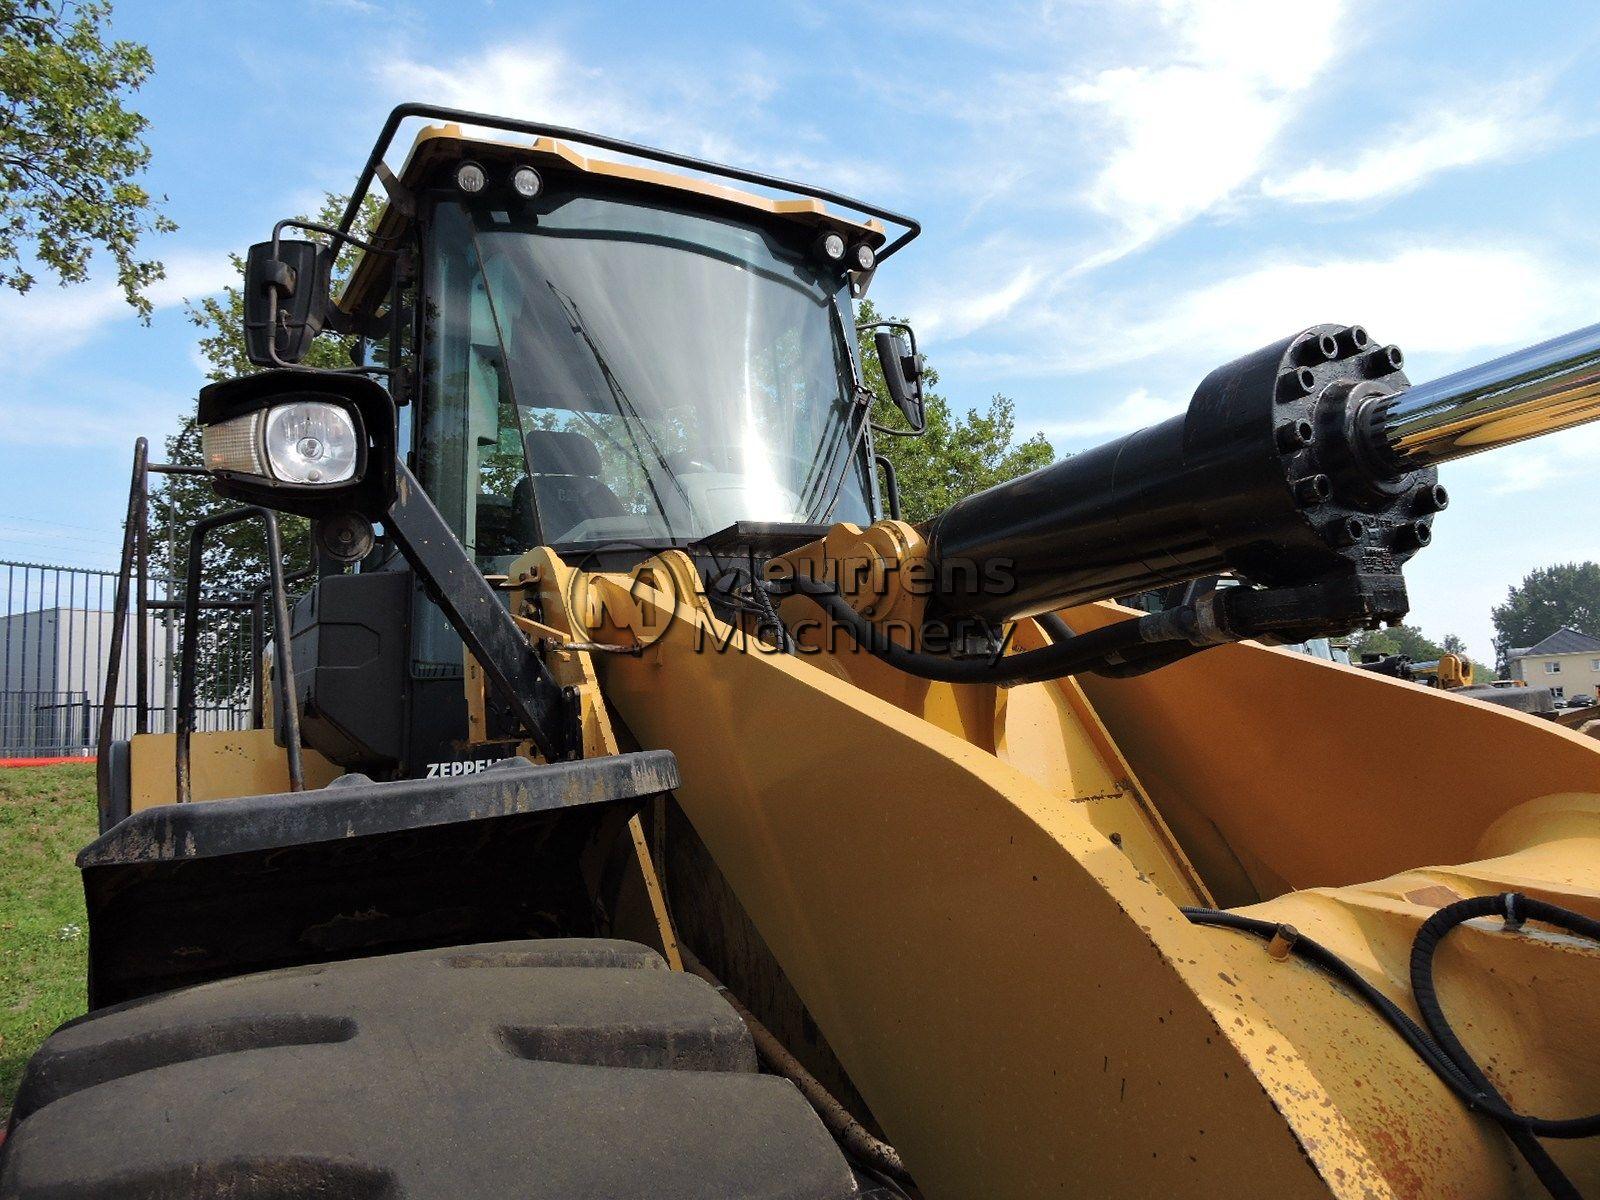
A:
[1185,894,1600,1200]
[773,573,1205,685]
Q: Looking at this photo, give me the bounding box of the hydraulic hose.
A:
[1185,894,1600,1200]
[1036,612,1206,678]
[1411,894,1600,1139]
[776,573,1197,685]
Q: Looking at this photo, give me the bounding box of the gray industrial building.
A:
[0,606,170,757]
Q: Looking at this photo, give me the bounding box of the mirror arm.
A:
[270,218,399,264]
[254,219,402,376]
[374,160,416,219]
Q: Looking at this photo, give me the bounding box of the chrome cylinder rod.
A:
[1378,320,1600,467]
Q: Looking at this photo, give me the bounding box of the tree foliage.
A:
[855,299,1053,522]
[0,0,173,317]
[1491,561,1600,668]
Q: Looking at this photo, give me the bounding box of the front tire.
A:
[1,939,861,1199]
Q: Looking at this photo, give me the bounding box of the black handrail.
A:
[338,102,922,261]
[251,566,314,729]
[176,508,304,804]
[97,448,312,822]
[95,439,147,826]
[874,452,902,520]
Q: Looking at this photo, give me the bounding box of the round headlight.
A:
[455,161,487,194]
[814,231,846,263]
[848,241,876,272]
[511,165,543,198]
[264,402,358,485]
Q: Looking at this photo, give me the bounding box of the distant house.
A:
[1507,627,1600,702]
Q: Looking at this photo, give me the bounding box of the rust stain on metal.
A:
[1402,884,1464,909]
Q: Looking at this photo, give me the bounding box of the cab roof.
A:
[339,121,892,318]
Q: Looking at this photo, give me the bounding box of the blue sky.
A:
[0,0,1596,658]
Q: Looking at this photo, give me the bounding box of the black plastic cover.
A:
[77,752,678,1007]
[243,238,333,365]
[289,567,410,769]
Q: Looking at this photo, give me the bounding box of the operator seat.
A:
[512,429,626,545]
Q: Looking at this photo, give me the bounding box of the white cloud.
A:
[915,263,1043,341]
[1036,387,1184,441]
[1066,0,1348,249]
[983,242,1597,378]
[1484,422,1600,496]
[0,250,233,366]
[1262,82,1565,205]
[372,43,893,196]
[0,377,191,449]
[379,46,674,151]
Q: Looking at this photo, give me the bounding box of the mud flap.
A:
[77,752,679,1008]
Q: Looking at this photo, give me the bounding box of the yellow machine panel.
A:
[127,728,341,809]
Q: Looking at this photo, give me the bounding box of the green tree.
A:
[1491,562,1600,669]
[1348,623,1446,663]
[855,299,1053,522]
[0,0,173,317]
[1347,623,1489,682]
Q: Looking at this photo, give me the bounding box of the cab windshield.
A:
[421,190,875,564]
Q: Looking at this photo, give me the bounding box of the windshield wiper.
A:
[544,283,699,528]
[810,301,876,522]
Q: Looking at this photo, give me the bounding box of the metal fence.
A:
[0,558,256,757]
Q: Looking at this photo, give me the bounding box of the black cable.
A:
[1412,895,1600,1141]
[1185,894,1600,1199]
[1088,642,1205,678]
[1037,614,1207,678]
[744,569,792,654]
[776,573,1193,685]
[1035,612,1075,642]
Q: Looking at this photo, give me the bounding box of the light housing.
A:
[455,161,487,193]
[847,241,876,272]
[813,230,846,264]
[201,410,267,477]
[196,368,397,520]
[264,402,360,484]
[202,400,363,487]
[511,165,543,198]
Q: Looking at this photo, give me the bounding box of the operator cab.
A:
[342,126,890,571]
[214,114,919,776]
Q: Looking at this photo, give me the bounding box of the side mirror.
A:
[244,239,334,366]
[870,326,925,433]
[196,368,397,520]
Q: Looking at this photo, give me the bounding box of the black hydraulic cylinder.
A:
[927,408,1214,620]
[925,324,1437,633]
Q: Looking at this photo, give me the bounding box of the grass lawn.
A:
[0,763,95,1118]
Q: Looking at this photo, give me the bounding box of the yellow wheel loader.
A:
[4,104,1600,1200]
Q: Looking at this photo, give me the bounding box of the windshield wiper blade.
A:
[808,301,876,522]
[545,282,698,526]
